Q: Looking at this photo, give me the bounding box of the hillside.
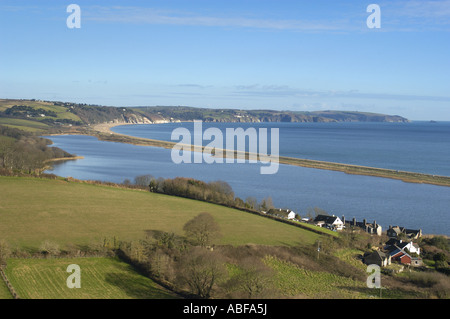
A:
[0,99,409,132]
[0,176,321,248]
[1,176,449,299]
[4,257,177,299]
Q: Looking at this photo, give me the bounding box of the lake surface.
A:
[44,129,450,236]
[113,121,450,177]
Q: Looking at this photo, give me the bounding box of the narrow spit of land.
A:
[54,122,450,188]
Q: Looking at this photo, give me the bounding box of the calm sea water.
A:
[44,123,450,236]
[112,121,450,177]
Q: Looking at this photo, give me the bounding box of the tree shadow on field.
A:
[104,272,178,299]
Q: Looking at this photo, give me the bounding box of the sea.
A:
[43,121,450,236]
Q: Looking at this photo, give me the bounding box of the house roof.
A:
[365,250,389,262]
[388,245,413,259]
[388,226,404,234]
[374,250,388,259]
[314,214,341,224]
[384,239,419,252]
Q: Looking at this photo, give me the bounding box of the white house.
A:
[287,211,296,220]
[385,239,421,256]
[313,215,344,231]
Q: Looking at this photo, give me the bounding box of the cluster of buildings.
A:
[363,237,423,268]
[263,209,424,268]
[310,214,383,236]
[304,214,424,268]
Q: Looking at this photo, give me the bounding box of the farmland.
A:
[0,176,321,250]
[264,255,368,298]
[3,257,177,299]
[0,117,50,132]
[0,278,12,299]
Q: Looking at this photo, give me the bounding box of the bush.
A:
[39,240,60,257]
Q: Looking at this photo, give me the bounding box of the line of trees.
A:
[130,174,275,213]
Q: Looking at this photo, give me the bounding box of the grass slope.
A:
[264,256,370,299]
[0,176,321,249]
[0,277,13,299]
[0,99,81,122]
[0,118,49,132]
[4,257,177,299]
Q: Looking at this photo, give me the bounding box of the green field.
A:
[0,99,81,122]
[0,118,50,132]
[3,257,177,299]
[264,256,370,299]
[0,176,322,249]
[0,277,13,299]
[0,99,82,132]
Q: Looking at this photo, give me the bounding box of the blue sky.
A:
[1,0,449,120]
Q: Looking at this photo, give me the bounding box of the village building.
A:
[389,249,423,267]
[383,239,423,267]
[384,239,421,256]
[287,210,296,220]
[363,250,391,267]
[266,208,297,220]
[387,225,422,239]
[313,215,344,231]
[342,216,382,236]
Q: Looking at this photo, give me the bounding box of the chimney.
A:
[342,215,345,224]
[363,219,366,225]
[374,220,377,228]
[352,217,356,226]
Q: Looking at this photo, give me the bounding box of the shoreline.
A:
[45,156,85,162]
[51,122,450,188]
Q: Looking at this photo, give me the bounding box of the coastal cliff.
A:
[0,99,409,129]
[128,106,409,124]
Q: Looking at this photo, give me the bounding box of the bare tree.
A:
[134,174,154,187]
[223,256,276,299]
[183,212,222,247]
[39,240,60,257]
[176,247,226,298]
[245,196,258,210]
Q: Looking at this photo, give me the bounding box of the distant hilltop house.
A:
[342,216,382,236]
[313,215,344,231]
[387,225,422,240]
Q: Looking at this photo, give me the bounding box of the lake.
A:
[44,122,450,236]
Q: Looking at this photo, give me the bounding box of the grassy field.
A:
[3,257,177,299]
[0,99,54,112]
[0,99,81,122]
[264,255,371,299]
[333,248,367,271]
[0,277,13,299]
[0,176,322,250]
[0,118,50,132]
